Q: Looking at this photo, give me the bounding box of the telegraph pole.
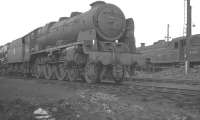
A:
[165,24,171,41]
[185,0,192,75]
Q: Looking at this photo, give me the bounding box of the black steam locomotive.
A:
[0,1,138,83]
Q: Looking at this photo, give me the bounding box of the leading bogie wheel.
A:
[112,64,125,84]
[84,62,100,84]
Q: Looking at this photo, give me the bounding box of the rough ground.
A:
[0,76,199,120]
[134,66,200,81]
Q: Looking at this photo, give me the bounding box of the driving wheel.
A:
[44,63,54,80]
[67,68,78,82]
[55,63,67,81]
[33,58,43,79]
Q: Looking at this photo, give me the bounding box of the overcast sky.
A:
[0,0,199,47]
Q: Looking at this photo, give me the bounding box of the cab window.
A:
[174,42,178,49]
[181,39,186,47]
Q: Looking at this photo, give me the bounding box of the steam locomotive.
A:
[0,1,138,83]
[137,34,200,70]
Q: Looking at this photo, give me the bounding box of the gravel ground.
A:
[0,76,199,120]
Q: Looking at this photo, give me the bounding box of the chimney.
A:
[90,1,106,8]
[70,12,82,17]
[141,43,145,47]
[59,17,69,21]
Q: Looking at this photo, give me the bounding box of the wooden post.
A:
[165,24,171,42]
[185,0,192,75]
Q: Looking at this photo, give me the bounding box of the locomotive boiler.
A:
[0,1,138,84]
[35,1,126,50]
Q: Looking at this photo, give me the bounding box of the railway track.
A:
[1,75,200,112]
[79,79,200,103]
[122,80,200,110]
[2,75,200,106]
[125,78,200,98]
[93,79,200,109]
[130,77,200,85]
[3,75,200,95]
[134,84,200,96]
